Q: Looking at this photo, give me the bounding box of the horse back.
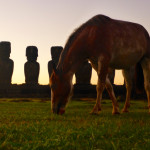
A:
[86,15,150,68]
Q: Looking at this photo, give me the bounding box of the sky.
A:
[0,0,150,85]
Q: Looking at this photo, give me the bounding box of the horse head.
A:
[50,63,73,115]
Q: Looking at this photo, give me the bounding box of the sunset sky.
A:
[0,0,150,85]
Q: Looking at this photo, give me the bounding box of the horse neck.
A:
[57,46,86,78]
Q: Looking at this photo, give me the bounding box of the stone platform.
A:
[0,84,146,99]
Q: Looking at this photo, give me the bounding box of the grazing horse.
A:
[50,15,150,115]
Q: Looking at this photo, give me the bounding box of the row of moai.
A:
[0,41,115,87]
[0,42,40,87]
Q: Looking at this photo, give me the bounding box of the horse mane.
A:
[57,15,111,69]
[64,15,110,50]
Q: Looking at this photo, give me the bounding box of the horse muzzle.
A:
[52,107,65,115]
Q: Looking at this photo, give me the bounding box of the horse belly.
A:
[109,50,143,69]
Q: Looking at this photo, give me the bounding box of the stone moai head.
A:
[0,41,11,61]
[51,46,63,65]
[26,46,38,62]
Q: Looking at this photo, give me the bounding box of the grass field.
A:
[0,98,150,150]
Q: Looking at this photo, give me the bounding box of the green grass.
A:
[0,98,150,150]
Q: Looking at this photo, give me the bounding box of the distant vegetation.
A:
[0,98,150,149]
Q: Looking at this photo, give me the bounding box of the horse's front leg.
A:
[91,56,109,114]
[91,79,105,114]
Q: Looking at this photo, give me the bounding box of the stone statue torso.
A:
[24,61,39,85]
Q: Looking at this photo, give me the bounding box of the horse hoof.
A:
[90,110,100,115]
[122,109,129,113]
[90,112,99,115]
[98,108,101,111]
[112,111,120,115]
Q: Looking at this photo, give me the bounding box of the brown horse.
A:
[50,15,150,115]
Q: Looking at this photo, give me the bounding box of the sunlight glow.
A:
[0,0,149,85]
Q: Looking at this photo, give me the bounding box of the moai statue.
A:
[24,46,40,85]
[75,60,92,85]
[48,46,63,77]
[0,41,14,86]
[108,68,115,85]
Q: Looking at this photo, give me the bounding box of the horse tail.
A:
[134,62,144,94]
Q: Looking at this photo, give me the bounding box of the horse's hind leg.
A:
[105,77,120,114]
[122,68,133,112]
[141,58,150,113]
